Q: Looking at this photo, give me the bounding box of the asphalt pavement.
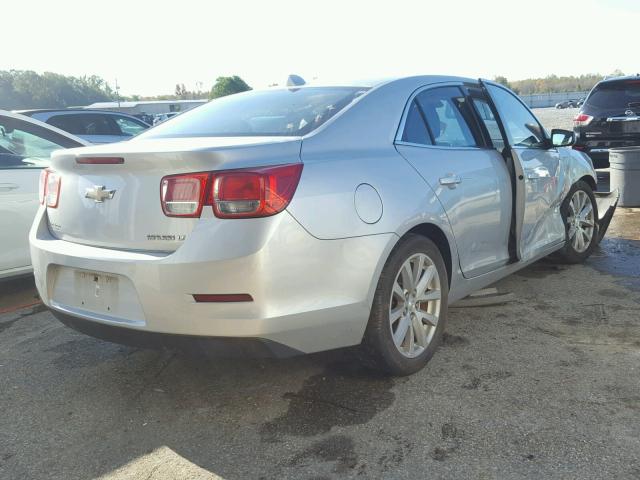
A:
[1,206,639,479]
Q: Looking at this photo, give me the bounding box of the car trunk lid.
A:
[46,136,302,252]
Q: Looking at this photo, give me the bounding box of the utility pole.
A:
[115,78,121,107]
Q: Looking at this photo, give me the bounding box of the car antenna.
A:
[287,74,306,91]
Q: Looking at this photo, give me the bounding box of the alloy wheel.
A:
[389,253,441,358]
[567,190,595,253]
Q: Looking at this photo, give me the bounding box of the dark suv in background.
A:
[573,75,640,168]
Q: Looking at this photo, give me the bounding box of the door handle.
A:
[0,183,19,192]
[439,174,462,188]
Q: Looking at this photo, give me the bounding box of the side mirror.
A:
[551,129,575,147]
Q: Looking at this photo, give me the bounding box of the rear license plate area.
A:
[76,271,118,314]
[50,266,146,325]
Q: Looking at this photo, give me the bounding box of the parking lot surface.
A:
[1,205,639,479]
[533,107,577,132]
[0,107,637,478]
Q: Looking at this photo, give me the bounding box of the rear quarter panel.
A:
[288,78,458,242]
[286,78,462,304]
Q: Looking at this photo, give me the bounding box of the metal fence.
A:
[519,91,590,108]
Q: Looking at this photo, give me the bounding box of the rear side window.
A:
[48,114,116,136]
[586,80,640,109]
[414,87,479,148]
[401,101,432,145]
[0,115,81,169]
[113,116,148,136]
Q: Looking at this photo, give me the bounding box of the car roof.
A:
[598,74,640,85]
[0,109,90,145]
[289,75,479,90]
[17,109,141,117]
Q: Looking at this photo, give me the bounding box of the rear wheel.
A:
[555,181,599,263]
[362,235,448,376]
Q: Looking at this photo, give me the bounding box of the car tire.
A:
[361,234,449,376]
[554,180,599,264]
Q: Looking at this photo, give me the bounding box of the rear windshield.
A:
[586,80,640,109]
[138,87,369,139]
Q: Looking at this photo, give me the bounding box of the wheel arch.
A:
[404,223,453,287]
[366,220,458,310]
[578,174,596,191]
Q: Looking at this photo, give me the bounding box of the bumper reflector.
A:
[193,294,253,303]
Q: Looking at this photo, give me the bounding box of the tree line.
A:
[0,70,116,110]
[0,71,252,110]
[493,70,626,95]
[1,69,630,110]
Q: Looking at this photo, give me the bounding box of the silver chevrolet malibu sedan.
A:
[29,76,617,375]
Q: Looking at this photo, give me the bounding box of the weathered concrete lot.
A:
[532,107,577,132]
[1,207,639,479]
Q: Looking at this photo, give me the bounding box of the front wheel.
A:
[555,181,599,263]
[361,235,448,376]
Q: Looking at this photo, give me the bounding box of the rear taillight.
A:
[38,169,47,205]
[160,173,209,217]
[212,164,303,218]
[159,164,303,219]
[574,113,594,127]
[39,169,61,208]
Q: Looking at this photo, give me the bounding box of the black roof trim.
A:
[17,109,141,116]
[599,74,640,85]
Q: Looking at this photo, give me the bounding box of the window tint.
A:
[586,80,640,109]
[471,98,505,151]
[486,85,546,148]
[114,116,148,136]
[401,101,431,145]
[48,114,115,136]
[415,87,479,147]
[139,87,369,139]
[0,115,81,169]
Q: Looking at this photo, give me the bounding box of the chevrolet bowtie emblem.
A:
[85,185,116,203]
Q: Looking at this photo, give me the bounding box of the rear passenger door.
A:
[484,84,565,261]
[395,84,513,278]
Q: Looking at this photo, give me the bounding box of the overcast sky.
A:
[4,0,637,95]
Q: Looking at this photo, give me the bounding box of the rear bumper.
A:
[29,207,395,354]
[52,309,302,357]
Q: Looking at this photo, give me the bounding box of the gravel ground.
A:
[532,107,578,132]
[1,207,639,480]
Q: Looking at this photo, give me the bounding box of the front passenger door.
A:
[485,84,565,261]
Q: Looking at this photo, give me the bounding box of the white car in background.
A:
[153,112,180,125]
[18,109,150,144]
[0,110,88,279]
